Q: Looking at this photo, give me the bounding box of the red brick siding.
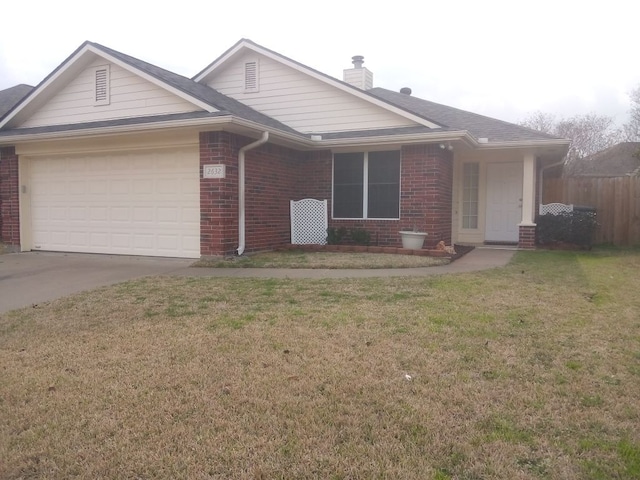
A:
[199,131,241,256]
[297,150,332,201]
[402,144,453,248]
[0,146,20,247]
[519,225,536,249]
[199,132,303,255]
[244,143,300,252]
[296,145,453,248]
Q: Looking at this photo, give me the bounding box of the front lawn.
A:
[1,249,639,479]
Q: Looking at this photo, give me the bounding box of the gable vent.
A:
[94,65,110,105]
[244,60,259,92]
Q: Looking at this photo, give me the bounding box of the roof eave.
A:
[0,116,233,144]
[316,131,473,149]
[475,138,571,152]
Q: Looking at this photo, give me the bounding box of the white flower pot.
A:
[399,231,428,249]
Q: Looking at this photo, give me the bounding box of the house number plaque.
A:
[203,164,225,179]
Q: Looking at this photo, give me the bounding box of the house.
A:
[563,142,640,177]
[0,39,569,258]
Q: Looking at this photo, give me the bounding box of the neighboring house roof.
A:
[0,84,33,119]
[367,88,563,143]
[564,142,640,177]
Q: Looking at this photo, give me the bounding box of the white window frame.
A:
[462,162,479,229]
[93,65,110,106]
[332,151,401,220]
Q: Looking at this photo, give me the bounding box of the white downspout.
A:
[538,157,567,209]
[237,131,269,255]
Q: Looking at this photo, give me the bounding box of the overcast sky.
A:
[1,0,638,126]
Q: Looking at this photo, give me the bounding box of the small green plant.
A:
[326,227,347,245]
[350,228,371,246]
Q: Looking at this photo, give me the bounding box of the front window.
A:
[462,162,479,229]
[333,151,400,219]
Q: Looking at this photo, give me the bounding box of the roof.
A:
[83,43,301,136]
[0,40,569,151]
[367,88,563,143]
[564,142,640,177]
[193,38,443,130]
[0,111,229,138]
[0,84,33,118]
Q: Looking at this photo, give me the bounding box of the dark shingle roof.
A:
[564,142,640,177]
[0,84,33,119]
[367,87,563,142]
[0,112,232,138]
[89,42,300,136]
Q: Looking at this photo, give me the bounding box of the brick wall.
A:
[0,134,455,257]
[296,144,453,248]
[0,146,20,247]
[245,143,300,252]
[199,131,241,256]
[402,144,453,248]
[199,131,303,256]
[519,225,536,249]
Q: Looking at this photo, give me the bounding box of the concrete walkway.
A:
[171,247,515,279]
[0,248,515,314]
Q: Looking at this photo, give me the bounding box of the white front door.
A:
[485,162,522,242]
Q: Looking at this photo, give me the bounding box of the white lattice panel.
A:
[539,203,574,215]
[290,199,328,244]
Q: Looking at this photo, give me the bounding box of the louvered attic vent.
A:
[94,65,110,105]
[244,60,259,92]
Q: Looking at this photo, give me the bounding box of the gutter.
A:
[237,131,269,255]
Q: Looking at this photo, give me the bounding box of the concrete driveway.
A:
[0,252,193,314]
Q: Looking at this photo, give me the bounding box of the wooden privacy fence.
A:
[543,177,640,246]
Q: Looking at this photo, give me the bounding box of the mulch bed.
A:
[451,244,475,261]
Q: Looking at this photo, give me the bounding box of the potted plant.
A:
[399,226,427,250]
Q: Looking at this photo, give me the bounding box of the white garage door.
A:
[30,148,200,258]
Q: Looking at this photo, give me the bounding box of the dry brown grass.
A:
[1,249,640,479]
[194,250,450,269]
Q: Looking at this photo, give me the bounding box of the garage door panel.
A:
[69,231,89,247]
[110,180,131,194]
[30,148,200,258]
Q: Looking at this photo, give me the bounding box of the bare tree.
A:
[520,111,622,161]
[623,85,640,141]
[520,111,556,135]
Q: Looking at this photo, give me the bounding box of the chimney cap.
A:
[351,55,364,68]
[400,87,412,95]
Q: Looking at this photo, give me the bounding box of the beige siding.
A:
[206,53,417,133]
[21,59,200,128]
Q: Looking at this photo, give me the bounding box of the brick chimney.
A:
[343,55,373,90]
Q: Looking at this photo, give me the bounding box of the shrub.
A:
[537,209,597,248]
[327,227,348,245]
[350,228,371,246]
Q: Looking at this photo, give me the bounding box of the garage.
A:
[27,147,200,258]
